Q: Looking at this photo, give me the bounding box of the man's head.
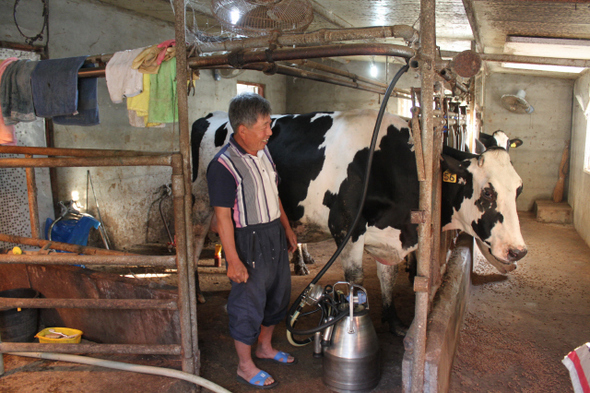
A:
[229,93,273,155]
[228,93,271,131]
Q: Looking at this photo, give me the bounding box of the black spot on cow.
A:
[440,149,475,227]
[267,113,333,221]
[190,115,213,181]
[323,124,419,248]
[214,124,228,147]
[475,183,497,212]
[472,209,504,243]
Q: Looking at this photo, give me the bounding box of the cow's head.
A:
[441,146,527,273]
[475,130,523,154]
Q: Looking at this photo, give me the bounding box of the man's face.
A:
[238,113,272,155]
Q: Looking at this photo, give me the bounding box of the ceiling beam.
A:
[461,0,483,53]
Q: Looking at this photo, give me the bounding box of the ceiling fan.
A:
[211,0,314,37]
[501,89,534,114]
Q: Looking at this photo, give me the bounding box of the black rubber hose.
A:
[286,62,410,337]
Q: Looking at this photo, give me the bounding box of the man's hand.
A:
[227,259,249,283]
[285,226,298,253]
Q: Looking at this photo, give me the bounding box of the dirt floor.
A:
[1,212,589,392]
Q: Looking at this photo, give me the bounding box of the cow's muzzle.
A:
[507,247,527,262]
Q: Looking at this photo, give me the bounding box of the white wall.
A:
[569,70,590,247]
[483,73,574,211]
[1,0,286,249]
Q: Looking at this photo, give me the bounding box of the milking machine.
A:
[285,63,410,392]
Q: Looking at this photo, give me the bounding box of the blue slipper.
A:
[236,370,278,389]
[256,351,298,365]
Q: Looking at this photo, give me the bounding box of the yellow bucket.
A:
[35,327,83,343]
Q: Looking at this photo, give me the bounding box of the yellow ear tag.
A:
[443,170,457,183]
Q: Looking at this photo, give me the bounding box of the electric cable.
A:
[286,62,410,344]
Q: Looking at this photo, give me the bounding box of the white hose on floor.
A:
[8,352,232,393]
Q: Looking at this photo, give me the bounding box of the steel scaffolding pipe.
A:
[0,234,137,255]
[0,343,181,355]
[0,298,178,310]
[0,155,173,168]
[0,145,169,157]
[234,62,399,95]
[0,254,176,267]
[188,43,416,69]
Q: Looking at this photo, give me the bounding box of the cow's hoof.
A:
[302,251,316,265]
[294,263,310,276]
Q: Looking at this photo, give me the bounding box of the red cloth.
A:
[0,58,19,146]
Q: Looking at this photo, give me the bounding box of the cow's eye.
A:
[482,188,495,201]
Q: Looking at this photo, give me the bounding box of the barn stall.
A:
[0,0,589,392]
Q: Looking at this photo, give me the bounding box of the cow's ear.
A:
[475,139,486,154]
[510,138,523,149]
[441,153,469,177]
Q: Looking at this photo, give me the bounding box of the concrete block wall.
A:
[482,73,574,212]
[1,0,286,250]
[569,70,590,247]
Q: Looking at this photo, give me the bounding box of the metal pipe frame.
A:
[0,155,173,168]
[410,0,436,390]
[25,154,40,239]
[173,0,200,375]
[188,43,415,68]
[0,149,195,377]
[0,343,181,355]
[0,298,178,310]
[0,254,176,266]
[0,145,169,157]
[0,234,138,255]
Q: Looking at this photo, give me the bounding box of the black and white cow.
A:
[476,130,523,153]
[191,109,527,335]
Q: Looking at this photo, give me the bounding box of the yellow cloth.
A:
[131,45,176,75]
[126,73,162,127]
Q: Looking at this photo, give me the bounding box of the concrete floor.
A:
[1,212,588,392]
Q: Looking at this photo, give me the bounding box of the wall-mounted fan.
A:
[501,89,534,114]
[211,0,314,37]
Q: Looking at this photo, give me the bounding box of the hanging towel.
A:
[105,47,145,103]
[147,57,178,124]
[53,64,99,126]
[0,59,38,125]
[126,73,163,128]
[0,58,19,145]
[132,43,176,75]
[30,56,87,117]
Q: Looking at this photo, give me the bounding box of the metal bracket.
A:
[413,276,429,293]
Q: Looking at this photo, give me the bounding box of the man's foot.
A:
[237,366,276,388]
[255,349,297,365]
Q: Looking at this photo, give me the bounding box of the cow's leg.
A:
[341,239,365,285]
[301,243,315,265]
[192,187,214,304]
[290,243,310,276]
[376,262,407,336]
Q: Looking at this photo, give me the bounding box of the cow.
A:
[476,130,523,153]
[191,109,527,335]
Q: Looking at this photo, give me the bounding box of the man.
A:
[207,93,298,389]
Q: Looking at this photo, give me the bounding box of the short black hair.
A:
[228,93,271,132]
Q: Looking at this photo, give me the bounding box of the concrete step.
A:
[534,199,573,224]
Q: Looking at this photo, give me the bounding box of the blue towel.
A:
[53,63,99,126]
[45,216,101,247]
[31,56,87,117]
[0,60,38,125]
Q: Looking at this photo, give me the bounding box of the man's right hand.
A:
[227,259,249,283]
